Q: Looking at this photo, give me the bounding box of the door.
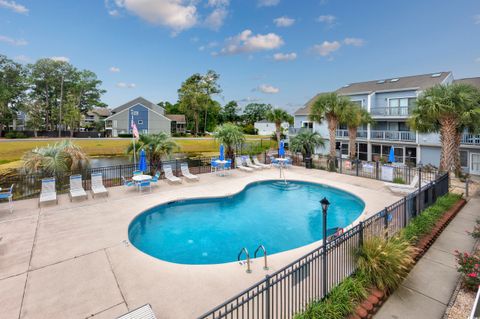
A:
[471,153,480,175]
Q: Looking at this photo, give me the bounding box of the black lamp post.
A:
[320,197,330,295]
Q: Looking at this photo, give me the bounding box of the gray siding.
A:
[148,110,171,135]
[420,146,440,167]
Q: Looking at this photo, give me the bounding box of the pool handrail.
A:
[254,245,269,270]
[237,248,252,273]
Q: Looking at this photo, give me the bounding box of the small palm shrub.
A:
[354,236,416,292]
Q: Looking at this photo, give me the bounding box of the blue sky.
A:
[1,0,479,113]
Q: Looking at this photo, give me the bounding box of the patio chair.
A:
[253,156,271,169]
[122,176,135,189]
[163,164,182,184]
[39,178,58,207]
[180,163,199,181]
[235,157,253,172]
[151,171,161,185]
[69,174,88,202]
[269,156,280,168]
[225,159,232,170]
[91,172,108,198]
[133,170,142,176]
[117,304,157,319]
[243,156,262,170]
[138,180,151,193]
[0,184,14,213]
[211,158,219,172]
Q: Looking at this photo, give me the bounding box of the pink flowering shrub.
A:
[455,250,480,290]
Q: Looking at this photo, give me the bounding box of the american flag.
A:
[131,120,139,139]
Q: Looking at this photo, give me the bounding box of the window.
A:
[352,100,363,107]
[460,150,468,167]
[358,143,368,161]
[301,121,313,129]
[131,110,139,116]
[138,120,143,125]
[388,98,416,115]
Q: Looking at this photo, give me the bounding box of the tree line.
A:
[0,54,105,137]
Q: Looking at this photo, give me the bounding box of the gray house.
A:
[291,72,480,175]
[104,97,171,137]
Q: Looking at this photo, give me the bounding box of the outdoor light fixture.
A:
[320,197,330,214]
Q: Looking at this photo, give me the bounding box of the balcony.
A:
[462,133,480,145]
[370,107,412,117]
[335,129,368,139]
[289,127,313,135]
[371,130,416,142]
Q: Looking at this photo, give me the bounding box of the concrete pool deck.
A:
[0,167,401,319]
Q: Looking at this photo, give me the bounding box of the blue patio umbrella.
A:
[219,144,225,161]
[279,139,285,157]
[139,149,147,172]
[388,146,395,163]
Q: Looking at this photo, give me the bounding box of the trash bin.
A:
[305,157,313,169]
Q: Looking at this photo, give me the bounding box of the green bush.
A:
[401,193,462,243]
[354,236,416,292]
[118,133,133,138]
[242,124,257,135]
[393,177,405,184]
[5,131,27,139]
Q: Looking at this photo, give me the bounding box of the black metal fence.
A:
[198,172,449,319]
[0,157,213,200]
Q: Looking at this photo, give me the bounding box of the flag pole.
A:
[131,112,136,166]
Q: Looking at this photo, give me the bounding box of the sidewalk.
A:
[375,195,480,319]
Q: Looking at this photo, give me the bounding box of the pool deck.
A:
[0,166,401,319]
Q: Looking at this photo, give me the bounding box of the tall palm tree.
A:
[213,123,245,160]
[409,83,480,174]
[309,92,351,159]
[22,140,89,176]
[289,130,325,158]
[126,133,178,170]
[266,108,294,144]
[341,104,373,159]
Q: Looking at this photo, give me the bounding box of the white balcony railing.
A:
[370,107,412,117]
[462,133,480,145]
[335,129,367,139]
[289,127,313,135]
[371,130,416,142]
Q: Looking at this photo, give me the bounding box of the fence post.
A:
[466,177,469,198]
[359,221,364,247]
[418,166,422,214]
[356,159,359,177]
[403,197,408,228]
[408,165,411,184]
[322,247,327,297]
[376,161,380,180]
[384,207,389,239]
[339,156,343,174]
[265,274,271,319]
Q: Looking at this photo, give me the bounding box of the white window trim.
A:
[351,99,364,108]
[301,121,313,128]
[387,96,416,107]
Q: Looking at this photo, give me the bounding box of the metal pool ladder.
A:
[254,245,269,270]
[238,248,252,273]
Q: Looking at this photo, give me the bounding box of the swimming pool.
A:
[128,180,365,265]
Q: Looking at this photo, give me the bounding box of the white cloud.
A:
[14,55,31,63]
[205,7,228,30]
[109,66,121,72]
[258,0,280,7]
[344,37,365,46]
[108,9,120,16]
[218,29,284,55]
[0,0,28,14]
[199,41,218,51]
[475,14,480,24]
[207,0,229,6]
[50,56,70,62]
[273,16,295,27]
[116,82,136,88]
[258,84,279,94]
[0,35,27,46]
[317,15,336,25]
[311,41,341,56]
[113,0,198,34]
[273,52,297,61]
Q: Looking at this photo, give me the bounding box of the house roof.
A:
[453,77,480,89]
[87,108,111,117]
[110,97,165,115]
[166,114,186,123]
[336,72,451,95]
[294,72,452,116]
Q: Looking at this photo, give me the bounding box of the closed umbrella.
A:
[219,144,225,161]
[139,149,147,172]
[388,147,395,163]
[279,140,285,158]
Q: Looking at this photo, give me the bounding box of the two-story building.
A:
[291,72,480,175]
[82,108,111,128]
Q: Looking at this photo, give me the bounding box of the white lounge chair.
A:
[253,156,271,169]
[39,178,57,207]
[243,156,262,170]
[0,184,14,213]
[235,157,254,172]
[385,175,418,189]
[91,172,108,198]
[117,304,157,319]
[385,175,429,193]
[180,163,199,181]
[163,164,182,183]
[69,174,88,201]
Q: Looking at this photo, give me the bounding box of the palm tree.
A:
[126,133,178,170]
[213,123,245,160]
[309,93,351,159]
[22,140,89,176]
[341,104,373,159]
[266,108,294,144]
[409,83,480,174]
[289,130,325,159]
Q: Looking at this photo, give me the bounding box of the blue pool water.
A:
[128,180,365,265]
